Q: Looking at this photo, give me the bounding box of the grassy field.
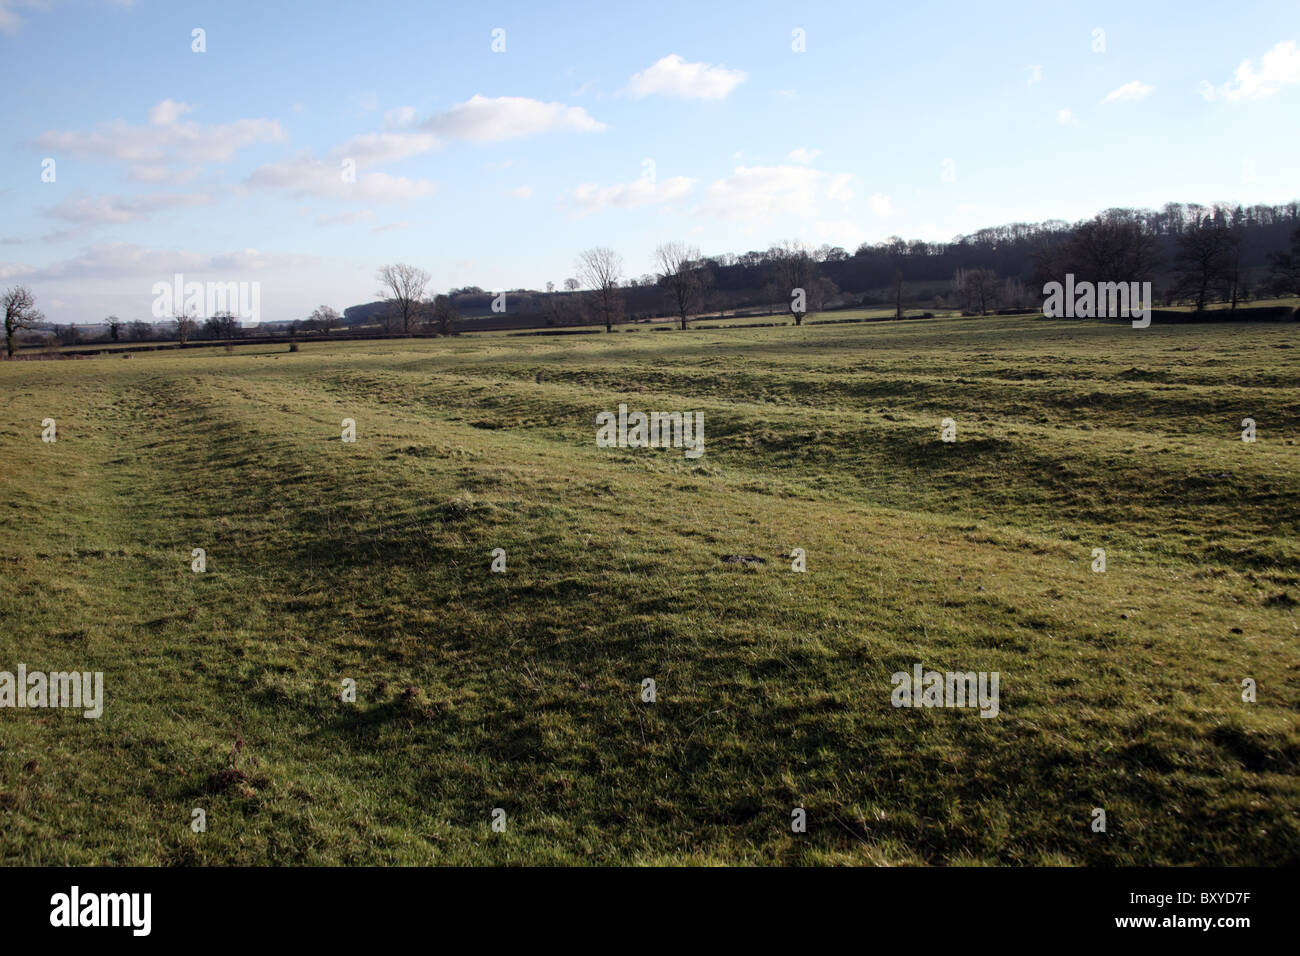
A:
[1,313,1297,865]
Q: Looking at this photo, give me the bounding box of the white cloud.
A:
[36,101,286,177]
[148,99,193,125]
[1201,41,1300,101]
[5,242,315,281]
[913,223,958,243]
[810,221,866,247]
[331,131,439,167]
[0,261,35,280]
[244,125,438,203]
[1027,65,1042,85]
[48,191,212,225]
[1057,108,1077,125]
[2,0,131,33]
[699,166,858,222]
[0,1,51,33]
[701,165,821,221]
[510,185,534,199]
[627,54,746,100]
[242,126,437,202]
[570,176,695,215]
[384,106,417,128]
[317,209,376,227]
[245,153,437,202]
[869,193,897,216]
[0,1,30,33]
[127,164,201,185]
[208,249,316,272]
[1102,80,1153,103]
[788,147,822,164]
[423,94,606,142]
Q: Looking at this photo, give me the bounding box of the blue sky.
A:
[2,0,1299,324]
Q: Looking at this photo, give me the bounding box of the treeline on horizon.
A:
[351,198,1300,328]
[13,198,1300,349]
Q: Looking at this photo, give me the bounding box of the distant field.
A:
[25,297,1300,351]
[1,314,1297,865]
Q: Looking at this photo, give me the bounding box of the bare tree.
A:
[543,289,562,327]
[891,270,905,320]
[3,285,44,358]
[1173,221,1238,313]
[1221,232,1247,312]
[709,289,731,319]
[1267,226,1300,297]
[207,312,239,338]
[1067,215,1161,283]
[654,241,710,330]
[563,277,580,292]
[576,247,624,332]
[376,263,431,334]
[308,305,342,333]
[767,240,817,325]
[106,315,122,342]
[810,276,839,313]
[432,294,458,335]
[546,284,584,327]
[1030,214,1160,293]
[953,269,1002,315]
[173,306,198,345]
[1002,278,1032,310]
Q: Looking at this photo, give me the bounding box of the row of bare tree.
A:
[944,220,1300,315]
[10,213,1298,354]
[373,240,831,336]
[567,241,832,332]
[1031,217,1299,313]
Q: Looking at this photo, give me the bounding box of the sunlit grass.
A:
[1,314,1296,864]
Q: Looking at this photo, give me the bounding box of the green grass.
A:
[1,313,1297,865]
